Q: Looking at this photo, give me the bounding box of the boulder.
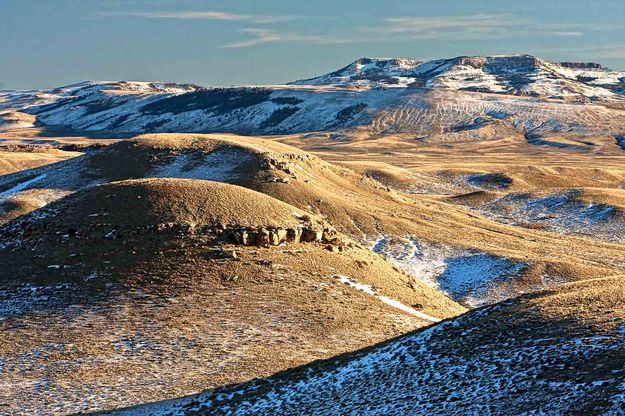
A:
[302,227,323,242]
[286,228,302,243]
[256,228,271,246]
[241,230,256,246]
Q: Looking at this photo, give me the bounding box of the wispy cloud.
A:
[222,14,524,48]
[99,10,296,24]
[223,28,348,48]
[376,14,587,40]
[384,14,526,34]
[222,13,597,49]
[99,10,615,52]
[223,29,297,48]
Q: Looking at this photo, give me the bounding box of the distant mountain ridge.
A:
[1,54,625,137]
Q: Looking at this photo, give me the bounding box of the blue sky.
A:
[1,0,624,89]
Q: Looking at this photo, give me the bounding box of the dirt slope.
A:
[0,178,464,415]
[0,147,81,175]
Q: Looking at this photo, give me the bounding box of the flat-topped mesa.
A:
[456,54,542,70]
[47,80,202,97]
[332,57,422,75]
[559,61,604,69]
[293,54,559,88]
[355,56,422,68]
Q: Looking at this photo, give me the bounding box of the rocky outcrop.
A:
[483,55,541,72]
[229,223,345,248]
[5,210,348,251]
[260,152,313,171]
[456,57,487,68]
[259,152,319,184]
[560,62,603,69]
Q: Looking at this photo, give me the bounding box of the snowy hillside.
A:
[1,55,624,137]
[292,57,423,87]
[295,55,625,101]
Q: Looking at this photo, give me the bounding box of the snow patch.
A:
[438,254,526,307]
[0,282,76,318]
[336,274,440,322]
[148,148,255,182]
[123,291,625,415]
[471,191,625,243]
[371,236,528,307]
[0,174,47,198]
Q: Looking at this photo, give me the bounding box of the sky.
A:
[1,0,625,89]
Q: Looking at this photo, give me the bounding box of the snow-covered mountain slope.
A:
[292,57,423,87]
[294,55,625,101]
[1,55,624,138]
[0,82,390,135]
[107,276,625,416]
[0,111,36,131]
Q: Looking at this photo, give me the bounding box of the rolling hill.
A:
[0,177,464,414]
[2,134,624,310]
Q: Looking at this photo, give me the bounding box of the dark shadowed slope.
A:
[107,275,625,416]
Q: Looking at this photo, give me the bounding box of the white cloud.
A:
[99,10,615,53]
[223,13,594,49]
[551,31,584,37]
[384,14,527,34]
[223,28,294,48]
[99,10,295,24]
[223,29,347,48]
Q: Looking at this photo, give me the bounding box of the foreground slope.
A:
[0,178,463,414]
[110,275,625,416]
